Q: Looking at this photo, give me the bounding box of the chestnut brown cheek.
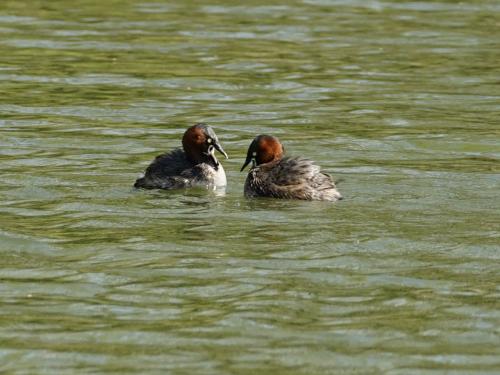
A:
[256,153,266,165]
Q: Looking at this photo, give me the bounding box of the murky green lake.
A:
[1,0,499,373]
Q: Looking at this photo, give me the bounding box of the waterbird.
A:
[240,135,342,201]
[134,123,228,190]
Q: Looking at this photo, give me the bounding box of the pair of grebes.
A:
[134,123,342,201]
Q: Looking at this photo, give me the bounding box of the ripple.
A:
[1,0,499,373]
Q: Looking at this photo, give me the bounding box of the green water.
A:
[1,0,499,373]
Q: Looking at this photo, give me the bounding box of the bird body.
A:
[241,135,342,201]
[134,123,227,190]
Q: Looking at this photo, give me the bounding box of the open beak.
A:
[206,146,220,169]
[213,141,228,159]
[206,141,227,170]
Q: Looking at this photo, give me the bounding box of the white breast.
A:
[213,164,227,187]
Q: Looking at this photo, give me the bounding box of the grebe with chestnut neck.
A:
[134,123,228,190]
[240,135,342,201]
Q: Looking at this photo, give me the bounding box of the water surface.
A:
[1,0,499,373]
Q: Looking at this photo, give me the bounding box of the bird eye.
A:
[207,138,212,144]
